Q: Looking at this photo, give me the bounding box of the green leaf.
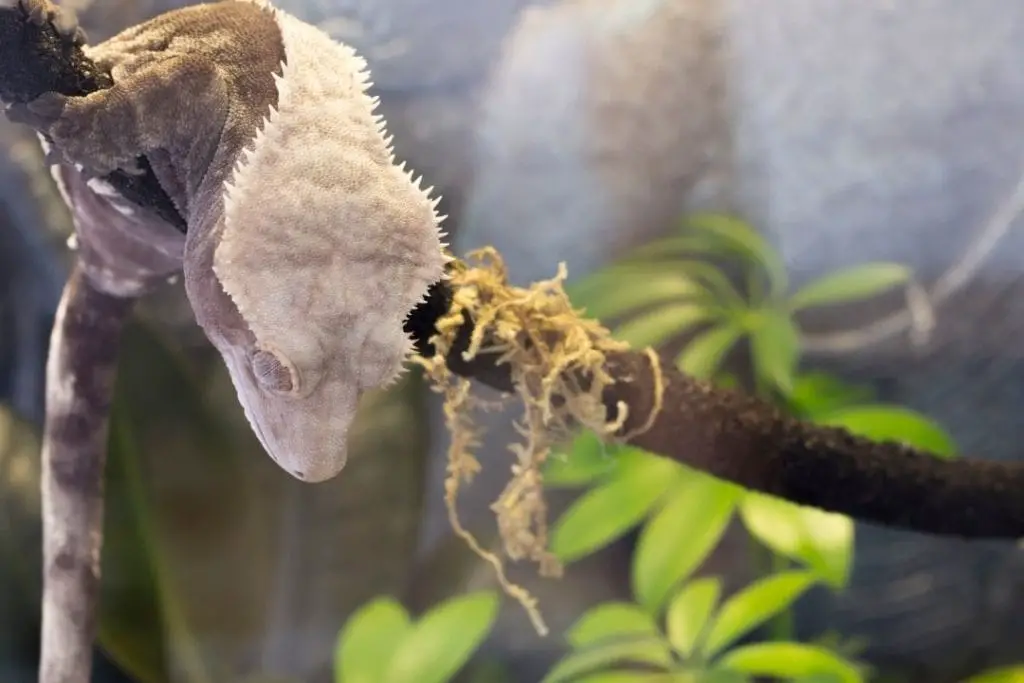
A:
[963,665,1024,683]
[385,591,500,683]
[568,673,675,683]
[335,598,412,683]
[685,214,788,297]
[792,507,855,589]
[786,373,874,419]
[570,267,708,320]
[816,405,957,458]
[701,571,817,658]
[749,310,801,394]
[568,602,665,648]
[677,261,748,308]
[675,324,744,379]
[632,472,740,611]
[541,640,673,683]
[624,234,723,261]
[665,577,721,659]
[552,452,683,562]
[739,493,853,589]
[613,304,717,349]
[788,262,910,311]
[544,432,617,488]
[564,602,673,676]
[715,642,864,683]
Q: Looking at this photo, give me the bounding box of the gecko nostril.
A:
[291,468,305,480]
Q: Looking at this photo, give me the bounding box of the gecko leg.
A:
[7,54,224,178]
[38,265,134,683]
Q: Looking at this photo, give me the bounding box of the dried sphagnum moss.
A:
[416,248,664,635]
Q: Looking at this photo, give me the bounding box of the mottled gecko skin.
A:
[13,0,449,482]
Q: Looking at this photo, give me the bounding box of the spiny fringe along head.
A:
[212,4,451,483]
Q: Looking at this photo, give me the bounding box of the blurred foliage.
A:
[962,667,1024,683]
[333,592,499,683]
[538,213,999,683]
[334,212,1009,683]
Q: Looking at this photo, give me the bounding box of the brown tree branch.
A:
[406,276,1024,539]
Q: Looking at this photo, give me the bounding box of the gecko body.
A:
[13,0,450,481]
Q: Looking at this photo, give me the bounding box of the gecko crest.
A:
[215,2,450,481]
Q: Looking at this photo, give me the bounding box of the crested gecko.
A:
[11,0,451,483]
[3,1,448,681]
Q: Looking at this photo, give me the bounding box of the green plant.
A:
[543,563,866,682]
[333,591,499,683]
[962,667,1024,683]
[325,212,1017,683]
[542,213,961,681]
[548,212,955,581]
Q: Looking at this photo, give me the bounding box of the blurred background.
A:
[2,0,1024,681]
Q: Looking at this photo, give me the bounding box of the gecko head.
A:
[198,5,451,482]
[222,335,362,483]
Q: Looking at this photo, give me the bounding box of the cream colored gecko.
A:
[12,0,451,483]
[2,2,448,681]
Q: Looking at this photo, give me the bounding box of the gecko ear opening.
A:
[251,346,300,396]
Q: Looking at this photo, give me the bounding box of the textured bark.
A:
[406,282,1024,539]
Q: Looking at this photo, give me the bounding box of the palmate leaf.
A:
[675,323,744,379]
[544,431,617,488]
[714,642,864,683]
[785,373,874,419]
[542,639,673,683]
[665,577,721,659]
[738,494,853,590]
[815,405,957,458]
[551,451,684,563]
[384,592,499,683]
[568,264,710,320]
[632,471,741,612]
[700,571,817,659]
[613,304,717,349]
[334,598,411,683]
[788,263,911,311]
[748,310,801,394]
[685,214,788,298]
[568,602,666,648]
[627,214,787,297]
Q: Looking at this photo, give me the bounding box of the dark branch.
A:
[5,0,1023,540]
[405,284,1024,539]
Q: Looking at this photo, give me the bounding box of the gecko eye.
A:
[251,347,299,395]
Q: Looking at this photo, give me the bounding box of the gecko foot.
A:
[11,92,143,176]
[6,89,66,127]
